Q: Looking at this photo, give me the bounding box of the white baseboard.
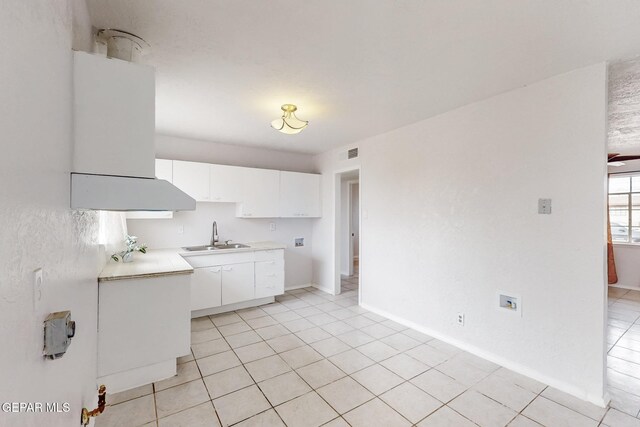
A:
[311,283,336,295]
[360,302,609,408]
[192,297,275,318]
[285,283,315,291]
[609,283,640,291]
[98,359,176,394]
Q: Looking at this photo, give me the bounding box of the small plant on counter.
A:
[111,235,147,263]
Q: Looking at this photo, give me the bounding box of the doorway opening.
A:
[342,181,359,293]
[334,168,360,297]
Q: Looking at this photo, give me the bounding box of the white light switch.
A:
[34,268,43,312]
[538,198,552,214]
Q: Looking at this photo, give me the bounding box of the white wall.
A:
[312,63,608,404]
[0,1,122,425]
[156,134,316,173]
[127,203,314,289]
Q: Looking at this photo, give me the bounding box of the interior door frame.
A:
[332,166,361,296]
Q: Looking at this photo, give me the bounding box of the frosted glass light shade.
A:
[271,104,308,134]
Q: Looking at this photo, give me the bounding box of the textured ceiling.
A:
[86,0,640,154]
[609,57,640,155]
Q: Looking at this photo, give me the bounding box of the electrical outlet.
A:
[270,222,276,231]
[457,313,465,326]
[177,225,184,235]
[34,268,43,312]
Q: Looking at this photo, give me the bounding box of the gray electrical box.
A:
[43,311,76,359]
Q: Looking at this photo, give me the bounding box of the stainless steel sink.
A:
[182,245,218,251]
[215,243,250,249]
[182,243,250,251]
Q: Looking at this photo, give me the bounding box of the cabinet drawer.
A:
[255,259,284,298]
[254,249,284,262]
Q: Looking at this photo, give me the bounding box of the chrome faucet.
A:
[211,221,219,246]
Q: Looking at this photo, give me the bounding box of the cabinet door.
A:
[221,262,255,305]
[210,164,245,202]
[173,160,211,202]
[279,171,321,217]
[98,275,190,377]
[236,168,280,218]
[191,267,222,311]
[255,259,285,298]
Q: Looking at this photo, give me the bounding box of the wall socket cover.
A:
[457,313,465,326]
[270,222,276,231]
[538,198,552,214]
[295,238,304,247]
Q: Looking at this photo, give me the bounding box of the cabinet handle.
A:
[266,273,276,277]
[210,267,221,273]
[244,213,253,216]
[222,267,233,271]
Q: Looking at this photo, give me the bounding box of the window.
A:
[609,173,640,244]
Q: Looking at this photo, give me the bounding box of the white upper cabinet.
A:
[155,159,173,182]
[210,164,245,202]
[236,168,280,218]
[279,171,321,217]
[73,52,155,178]
[172,160,211,202]
[162,158,321,218]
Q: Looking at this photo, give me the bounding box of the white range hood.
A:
[71,174,195,211]
[71,36,194,212]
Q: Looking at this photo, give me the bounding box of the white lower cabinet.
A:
[185,249,285,313]
[98,274,190,392]
[191,267,222,311]
[221,262,255,305]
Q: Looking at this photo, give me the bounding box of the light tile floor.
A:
[607,286,640,423]
[96,280,632,427]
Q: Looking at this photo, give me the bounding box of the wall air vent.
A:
[347,148,359,159]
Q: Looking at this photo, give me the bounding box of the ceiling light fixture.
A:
[271,104,308,135]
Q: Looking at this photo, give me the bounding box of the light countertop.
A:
[98,248,194,282]
[98,242,286,281]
